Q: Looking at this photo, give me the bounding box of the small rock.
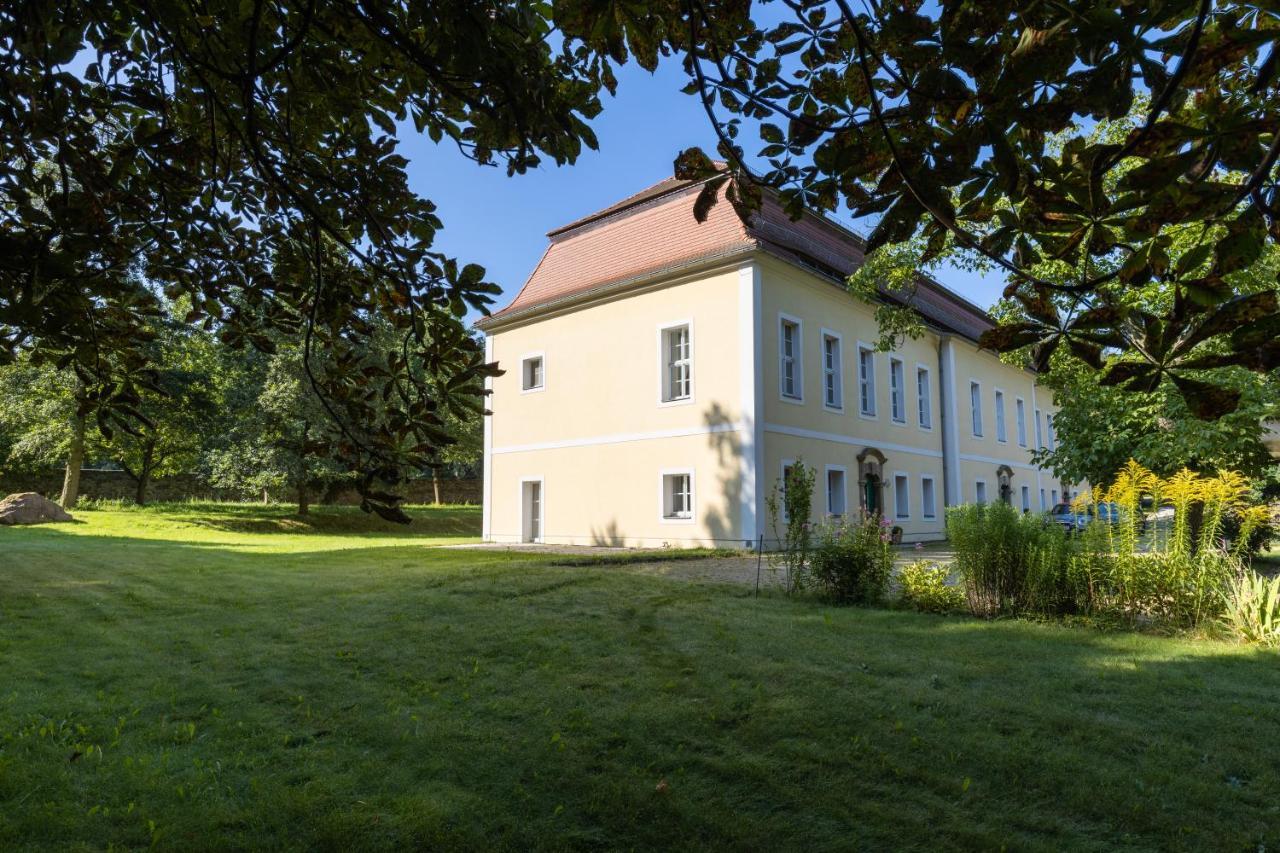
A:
[0,493,75,525]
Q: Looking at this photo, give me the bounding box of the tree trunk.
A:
[134,441,155,506]
[60,413,86,509]
[296,421,310,516]
[431,466,441,505]
[262,488,270,505]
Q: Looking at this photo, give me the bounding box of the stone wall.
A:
[0,469,482,506]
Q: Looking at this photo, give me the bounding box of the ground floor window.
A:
[1021,485,1031,513]
[894,474,910,518]
[921,476,936,519]
[975,481,987,505]
[1040,488,1047,510]
[826,467,847,516]
[661,471,694,521]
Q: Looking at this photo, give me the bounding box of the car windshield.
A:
[1051,504,1073,515]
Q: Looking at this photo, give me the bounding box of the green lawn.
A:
[2,507,1278,851]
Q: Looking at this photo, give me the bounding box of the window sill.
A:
[779,394,805,406]
[660,515,696,525]
[658,396,695,409]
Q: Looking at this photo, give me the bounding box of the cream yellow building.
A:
[477,173,1077,547]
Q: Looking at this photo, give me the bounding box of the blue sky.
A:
[398,56,1004,318]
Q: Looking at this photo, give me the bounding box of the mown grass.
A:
[1,507,1278,851]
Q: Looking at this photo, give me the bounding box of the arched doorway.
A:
[857,447,887,517]
[997,464,1014,505]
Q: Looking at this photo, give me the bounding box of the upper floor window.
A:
[1046,414,1056,450]
[521,354,544,392]
[1016,398,1027,446]
[780,317,802,400]
[858,346,876,416]
[916,367,932,429]
[661,323,691,403]
[1035,408,1044,449]
[994,389,1007,442]
[970,381,983,437]
[889,358,906,423]
[822,332,842,410]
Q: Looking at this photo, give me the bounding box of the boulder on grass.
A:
[0,493,74,525]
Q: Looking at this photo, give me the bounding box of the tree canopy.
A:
[0,0,749,517]
[6,0,1278,517]
[679,0,1280,418]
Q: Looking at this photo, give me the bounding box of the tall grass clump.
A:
[947,501,1075,617]
[1221,570,1280,647]
[1071,461,1269,630]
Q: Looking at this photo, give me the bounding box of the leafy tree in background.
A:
[0,357,91,505]
[679,0,1280,418]
[1033,356,1278,486]
[109,320,222,505]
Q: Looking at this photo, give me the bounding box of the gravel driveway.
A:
[450,542,955,589]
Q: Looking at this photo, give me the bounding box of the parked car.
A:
[1048,502,1124,534]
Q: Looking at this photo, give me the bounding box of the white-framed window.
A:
[1051,489,1059,506]
[1016,398,1027,447]
[921,476,937,519]
[1035,408,1044,449]
[916,366,932,429]
[1040,488,1047,510]
[970,381,983,437]
[1046,414,1056,450]
[858,345,876,416]
[826,466,847,516]
[779,315,803,401]
[822,331,843,410]
[994,389,1007,443]
[894,473,910,519]
[1021,485,1031,513]
[975,480,987,505]
[659,322,692,403]
[889,357,906,423]
[660,469,694,522]
[521,353,544,392]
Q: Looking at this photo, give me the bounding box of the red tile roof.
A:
[478,173,997,343]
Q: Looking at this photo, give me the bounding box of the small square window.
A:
[522,355,544,391]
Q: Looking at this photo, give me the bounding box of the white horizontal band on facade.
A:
[763,423,944,459]
[957,452,1042,470]
[490,421,748,455]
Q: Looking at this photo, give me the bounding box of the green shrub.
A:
[766,460,816,593]
[947,501,1077,617]
[806,515,893,604]
[897,560,964,614]
[1221,570,1280,647]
